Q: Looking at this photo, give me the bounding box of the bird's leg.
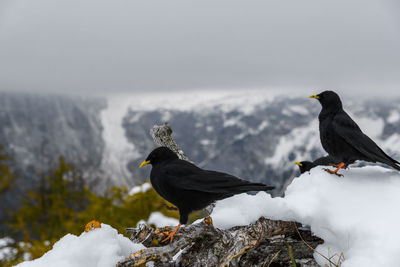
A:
[329,163,347,168]
[324,162,345,177]
[162,224,182,243]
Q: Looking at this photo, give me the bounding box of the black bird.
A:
[294,155,344,174]
[139,147,274,243]
[309,90,400,175]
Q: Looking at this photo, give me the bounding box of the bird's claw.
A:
[161,224,182,243]
[323,168,343,177]
[161,231,181,243]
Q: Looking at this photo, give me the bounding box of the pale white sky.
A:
[0,0,399,96]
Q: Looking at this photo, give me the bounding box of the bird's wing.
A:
[332,111,400,165]
[161,161,273,194]
[313,155,336,165]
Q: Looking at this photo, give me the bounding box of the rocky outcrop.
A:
[118,217,322,267]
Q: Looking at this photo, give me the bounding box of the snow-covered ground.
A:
[16,224,145,267]
[210,166,400,267]
[15,166,400,267]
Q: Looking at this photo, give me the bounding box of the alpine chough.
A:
[310,90,400,175]
[294,155,344,174]
[139,146,275,243]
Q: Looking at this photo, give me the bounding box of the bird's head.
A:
[309,91,342,110]
[294,161,316,174]
[139,147,179,168]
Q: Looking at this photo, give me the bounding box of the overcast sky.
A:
[0,0,399,96]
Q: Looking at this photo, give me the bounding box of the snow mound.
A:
[147,212,179,228]
[16,224,145,267]
[210,166,400,267]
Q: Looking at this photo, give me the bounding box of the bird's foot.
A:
[329,163,348,169]
[323,168,344,177]
[161,224,182,243]
[324,162,345,177]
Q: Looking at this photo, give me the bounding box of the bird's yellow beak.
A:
[309,95,319,99]
[139,160,150,168]
[294,161,303,167]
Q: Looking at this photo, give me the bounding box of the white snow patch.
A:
[200,139,215,146]
[264,119,321,166]
[381,134,400,156]
[387,110,400,124]
[129,182,152,195]
[147,212,179,228]
[248,121,269,135]
[16,224,145,267]
[290,105,309,115]
[210,166,400,267]
[282,105,309,116]
[353,115,384,139]
[223,116,242,127]
[100,96,140,187]
[0,237,17,261]
[104,89,289,115]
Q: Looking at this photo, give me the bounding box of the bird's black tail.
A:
[375,146,400,171]
[386,158,400,171]
[230,183,275,193]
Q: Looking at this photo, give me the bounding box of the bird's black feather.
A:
[296,155,341,174]
[312,91,400,172]
[143,147,274,224]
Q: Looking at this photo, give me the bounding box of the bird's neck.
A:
[319,106,342,120]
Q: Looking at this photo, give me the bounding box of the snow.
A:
[0,237,17,261]
[282,105,309,116]
[264,119,322,166]
[129,182,152,195]
[387,110,400,124]
[100,96,141,187]
[289,105,309,115]
[200,139,215,146]
[382,134,400,157]
[210,166,400,267]
[16,224,145,267]
[103,89,294,116]
[353,115,385,139]
[147,212,179,228]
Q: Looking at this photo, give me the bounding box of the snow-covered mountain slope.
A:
[209,166,400,267]
[0,92,107,219]
[117,91,400,196]
[0,90,399,197]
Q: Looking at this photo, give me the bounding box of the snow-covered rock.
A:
[16,224,145,267]
[210,166,400,267]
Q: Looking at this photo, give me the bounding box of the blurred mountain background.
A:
[1,90,399,222]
